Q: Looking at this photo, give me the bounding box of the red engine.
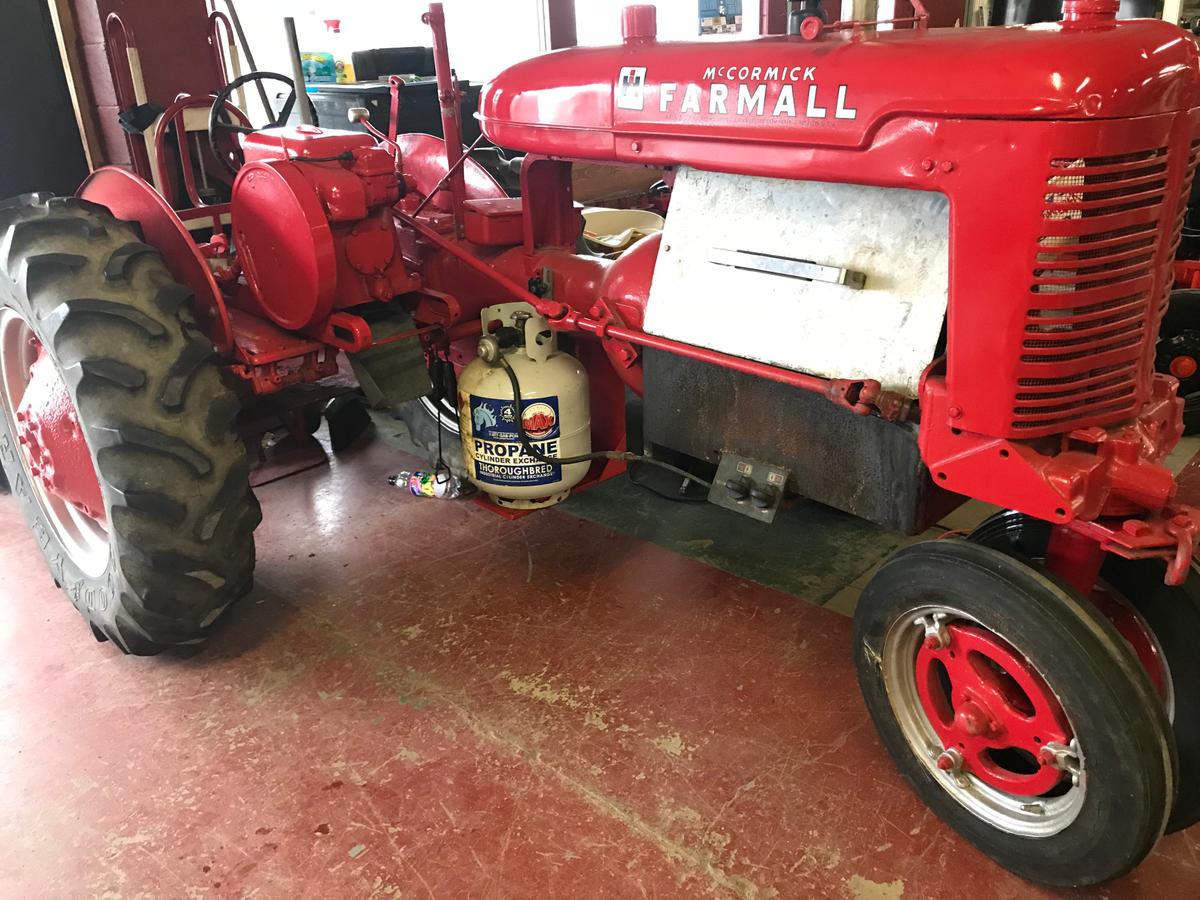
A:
[231,128,418,342]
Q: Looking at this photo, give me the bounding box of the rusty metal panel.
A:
[642,349,960,534]
[643,169,950,398]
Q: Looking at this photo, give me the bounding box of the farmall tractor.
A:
[2,0,1199,887]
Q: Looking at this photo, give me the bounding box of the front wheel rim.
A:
[0,307,109,577]
[883,604,1086,837]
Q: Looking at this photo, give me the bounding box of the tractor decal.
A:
[623,64,856,121]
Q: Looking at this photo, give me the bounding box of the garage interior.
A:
[3,0,1200,896]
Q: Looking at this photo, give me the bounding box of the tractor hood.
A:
[479,18,1200,161]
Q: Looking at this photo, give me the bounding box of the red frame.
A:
[77,3,1200,578]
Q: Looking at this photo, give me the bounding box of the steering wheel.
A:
[208,72,320,177]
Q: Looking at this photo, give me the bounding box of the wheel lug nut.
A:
[935,747,963,773]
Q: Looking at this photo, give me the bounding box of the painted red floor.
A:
[1,439,1197,898]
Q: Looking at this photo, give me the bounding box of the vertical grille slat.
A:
[1012,143,1183,432]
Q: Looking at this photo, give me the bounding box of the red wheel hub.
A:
[1169,355,1198,379]
[13,337,106,523]
[916,624,1072,796]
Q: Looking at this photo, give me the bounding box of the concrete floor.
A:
[2,433,1199,897]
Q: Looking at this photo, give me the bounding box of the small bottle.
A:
[388,470,470,499]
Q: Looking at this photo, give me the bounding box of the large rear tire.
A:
[0,194,260,654]
[854,540,1175,886]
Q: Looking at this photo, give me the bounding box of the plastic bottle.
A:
[388,470,471,499]
[324,19,357,84]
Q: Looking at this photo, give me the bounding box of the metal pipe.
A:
[397,212,877,413]
[423,4,467,237]
[398,213,568,318]
[282,17,314,126]
[569,315,872,410]
[216,0,273,120]
[412,134,486,217]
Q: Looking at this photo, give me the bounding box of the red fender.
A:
[79,167,234,354]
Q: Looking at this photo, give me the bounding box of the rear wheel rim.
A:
[419,357,461,436]
[883,603,1086,837]
[418,394,460,436]
[0,307,109,577]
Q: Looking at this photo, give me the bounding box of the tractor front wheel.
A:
[0,194,260,654]
[854,540,1175,886]
[967,509,1200,833]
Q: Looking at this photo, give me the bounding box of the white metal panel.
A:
[643,167,950,397]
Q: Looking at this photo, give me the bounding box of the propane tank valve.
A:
[476,334,501,365]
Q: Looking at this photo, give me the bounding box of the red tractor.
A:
[2,0,1199,887]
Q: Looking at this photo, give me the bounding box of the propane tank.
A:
[457,304,591,509]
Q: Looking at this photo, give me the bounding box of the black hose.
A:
[497,357,713,489]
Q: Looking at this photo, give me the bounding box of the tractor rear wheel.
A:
[968,509,1200,833]
[854,539,1175,886]
[0,194,260,654]
[393,355,466,477]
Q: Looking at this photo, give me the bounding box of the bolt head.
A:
[1123,519,1150,537]
[955,703,991,737]
[920,158,936,172]
[922,635,941,651]
[935,750,959,771]
[1173,514,1191,528]
[939,160,956,173]
[947,406,962,419]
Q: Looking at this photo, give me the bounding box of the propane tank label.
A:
[468,394,562,487]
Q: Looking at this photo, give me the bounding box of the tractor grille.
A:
[1011,143,1198,432]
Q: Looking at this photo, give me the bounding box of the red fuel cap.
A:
[622,5,657,42]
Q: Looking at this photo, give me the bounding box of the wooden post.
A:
[45,0,104,170]
[546,0,577,49]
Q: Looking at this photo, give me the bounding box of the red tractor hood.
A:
[479,19,1200,160]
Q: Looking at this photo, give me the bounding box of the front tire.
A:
[0,194,260,654]
[854,540,1175,886]
[968,509,1200,832]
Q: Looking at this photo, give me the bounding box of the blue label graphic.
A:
[469,394,562,487]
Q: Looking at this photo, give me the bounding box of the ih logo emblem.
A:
[616,67,647,110]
